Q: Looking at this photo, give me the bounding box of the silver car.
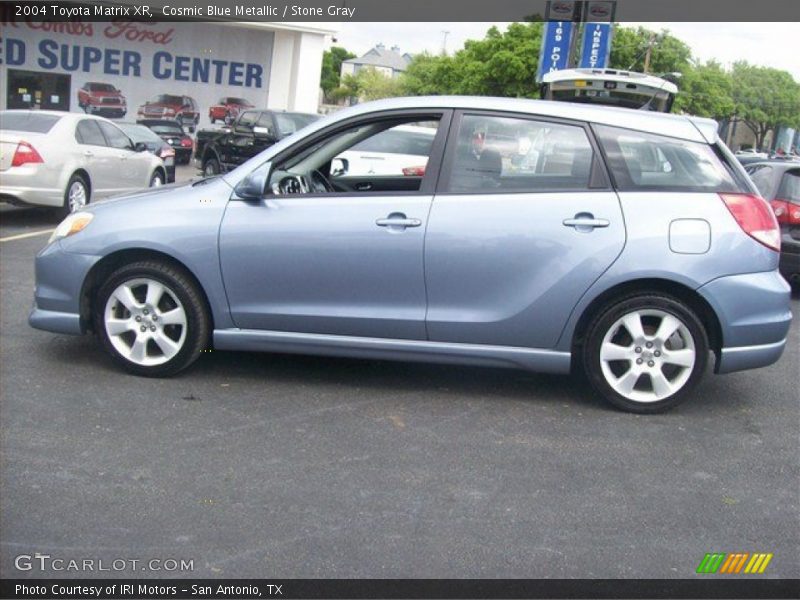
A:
[28,97,792,413]
[0,110,167,216]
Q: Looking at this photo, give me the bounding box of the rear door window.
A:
[594,124,741,192]
[76,119,107,146]
[444,114,598,193]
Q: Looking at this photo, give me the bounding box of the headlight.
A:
[49,212,93,245]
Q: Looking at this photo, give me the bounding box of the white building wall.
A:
[267,29,326,113]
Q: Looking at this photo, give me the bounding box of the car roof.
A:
[325,96,718,144]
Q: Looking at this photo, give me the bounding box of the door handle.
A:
[356,182,373,191]
[376,213,422,229]
[563,213,610,231]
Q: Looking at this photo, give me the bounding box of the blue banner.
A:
[537,21,575,82]
[579,23,613,69]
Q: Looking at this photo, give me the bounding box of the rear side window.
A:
[777,169,800,204]
[745,164,775,198]
[76,120,107,146]
[595,124,741,192]
[1,112,60,133]
[446,114,597,193]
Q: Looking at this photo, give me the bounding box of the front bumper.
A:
[698,270,792,374]
[28,242,100,336]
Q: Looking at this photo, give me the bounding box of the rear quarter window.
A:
[595,124,741,193]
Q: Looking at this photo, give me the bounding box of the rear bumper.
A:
[779,235,800,281]
[0,184,63,208]
[698,270,792,374]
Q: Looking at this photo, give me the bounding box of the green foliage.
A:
[320,47,356,102]
[401,23,544,98]
[729,62,800,148]
[673,61,735,120]
[609,26,691,75]
[334,67,405,102]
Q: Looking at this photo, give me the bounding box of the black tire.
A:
[149,170,165,187]
[582,293,709,414]
[203,157,220,177]
[93,260,210,377]
[58,173,90,219]
[210,116,216,124]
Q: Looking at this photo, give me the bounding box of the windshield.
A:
[89,83,117,92]
[148,124,184,135]
[153,95,182,105]
[274,113,318,136]
[118,124,162,144]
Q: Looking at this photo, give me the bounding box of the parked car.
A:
[77,82,127,118]
[0,110,166,216]
[745,161,800,285]
[209,97,254,124]
[136,119,193,165]
[331,124,436,179]
[28,97,791,413]
[137,95,199,131]
[117,122,176,183]
[199,109,318,176]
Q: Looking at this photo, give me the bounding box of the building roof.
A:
[343,44,412,72]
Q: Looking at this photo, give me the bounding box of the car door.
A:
[424,111,626,349]
[218,110,452,340]
[97,120,150,192]
[74,119,117,198]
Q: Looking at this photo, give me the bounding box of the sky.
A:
[332,22,800,82]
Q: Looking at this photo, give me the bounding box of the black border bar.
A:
[2,579,800,599]
[3,0,800,22]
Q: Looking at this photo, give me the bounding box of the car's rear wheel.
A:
[203,158,220,177]
[582,293,709,413]
[94,261,209,377]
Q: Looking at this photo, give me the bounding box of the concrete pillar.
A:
[267,30,325,113]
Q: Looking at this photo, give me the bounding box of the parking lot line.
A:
[0,229,55,243]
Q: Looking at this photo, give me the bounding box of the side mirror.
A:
[134,142,148,152]
[233,162,271,200]
[331,157,348,177]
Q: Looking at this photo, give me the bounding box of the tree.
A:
[334,67,405,103]
[320,47,356,103]
[673,61,735,120]
[609,26,691,75]
[730,62,800,149]
[401,22,544,98]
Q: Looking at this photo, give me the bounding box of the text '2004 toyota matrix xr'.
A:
[30,97,792,413]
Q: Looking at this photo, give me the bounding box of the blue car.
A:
[29,97,792,413]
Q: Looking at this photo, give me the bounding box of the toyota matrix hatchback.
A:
[29,97,792,413]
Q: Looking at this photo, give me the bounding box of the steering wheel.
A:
[309,169,335,193]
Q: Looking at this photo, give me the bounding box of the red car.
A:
[208,97,254,124]
[77,82,127,118]
[137,95,200,131]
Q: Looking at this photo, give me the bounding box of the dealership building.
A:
[0,19,336,125]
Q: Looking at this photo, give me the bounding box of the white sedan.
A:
[0,110,167,216]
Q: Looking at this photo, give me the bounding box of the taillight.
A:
[11,141,44,167]
[402,166,426,176]
[160,147,176,159]
[769,199,800,226]
[720,193,781,252]
[180,138,193,148]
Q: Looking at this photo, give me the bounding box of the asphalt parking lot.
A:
[1,172,798,579]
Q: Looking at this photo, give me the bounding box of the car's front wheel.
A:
[203,158,220,177]
[94,261,209,377]
[582,293,709,413]
[150,170,164,187]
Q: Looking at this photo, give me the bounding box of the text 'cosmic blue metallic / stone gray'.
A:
[25,96,792,413]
